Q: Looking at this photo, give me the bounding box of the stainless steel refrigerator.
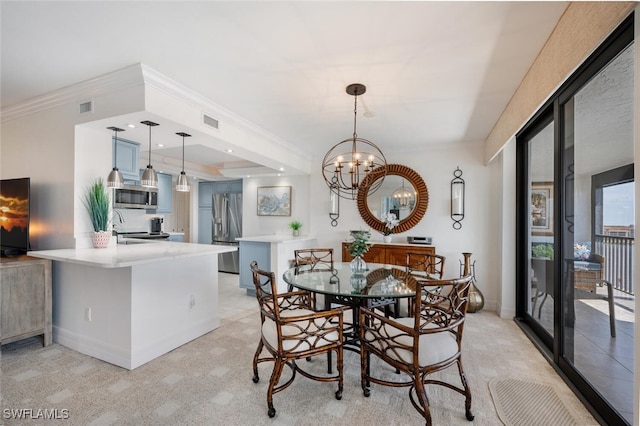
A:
[212,192,242,273]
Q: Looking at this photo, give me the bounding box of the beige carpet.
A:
[1,309,598,425]
[489,378,580,426]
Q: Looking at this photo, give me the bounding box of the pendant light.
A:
[106,126,125,189]
[175,132,191,192]
[140,120,159,188]
[322,83,387,200]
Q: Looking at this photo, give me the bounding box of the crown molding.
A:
[1,64,145,122]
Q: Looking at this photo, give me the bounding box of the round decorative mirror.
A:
[357,164,429,234]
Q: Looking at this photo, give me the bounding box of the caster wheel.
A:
[335,390,342,400]
[465,410,474,421]
[363,388,371,397]
[252,374,259,383]
[268,407,276,418]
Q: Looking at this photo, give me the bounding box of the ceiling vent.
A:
[79,100,93,114]
[203,113,219,130]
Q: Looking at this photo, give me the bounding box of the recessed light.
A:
[157,144,164,147]
[127,124,136,128]
[226,149,233,153]
[279,167,284,171]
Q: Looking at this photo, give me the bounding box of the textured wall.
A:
[485,1,635,163]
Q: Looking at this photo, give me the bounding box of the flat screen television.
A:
[0,177,30,255]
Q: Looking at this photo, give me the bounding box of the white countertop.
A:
[28,241,236,268]
[236,234,316,244]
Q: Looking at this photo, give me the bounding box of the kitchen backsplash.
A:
[113,209,164,233]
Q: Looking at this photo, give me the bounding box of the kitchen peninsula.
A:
[29,241,236,370]
[237,234,317,294]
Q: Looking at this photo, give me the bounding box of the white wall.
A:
[306,142,499,312]
[242,174,311,238]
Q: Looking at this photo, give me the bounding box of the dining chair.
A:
[250,261,344,418]
[289,248,335,291]
[359,273,474,426]
[406,252,446,282]
[390,252,446,317]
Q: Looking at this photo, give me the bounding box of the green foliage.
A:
[83,179,110,232]
[532,243,554,259]
[349,230,371,257]
[289,220,302,231]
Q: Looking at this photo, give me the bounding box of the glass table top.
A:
[282,262,416,299]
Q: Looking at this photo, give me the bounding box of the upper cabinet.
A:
[156,172,173,214]
[113,137,140,183]
[198,181,215,207]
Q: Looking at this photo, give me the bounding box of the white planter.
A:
[383,235,392,243]
[92,231,111,248]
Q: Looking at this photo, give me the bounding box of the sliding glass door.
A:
[516,16,634,426]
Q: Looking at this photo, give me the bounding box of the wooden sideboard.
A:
[0,255,52,346]
[341,242,435,266]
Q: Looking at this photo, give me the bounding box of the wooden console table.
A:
[0,255,52,346]
[342,242,435,265]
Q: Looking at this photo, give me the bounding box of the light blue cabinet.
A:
[113,137,140,183]
[198,181,215,207]
[198,207,212,244]
[167,234,184,242]
[214,180,242,194]
[156,172,172,213]
[238,241,270,295]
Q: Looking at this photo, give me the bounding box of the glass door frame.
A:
[515,14,634,426]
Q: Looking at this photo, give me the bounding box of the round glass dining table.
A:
[282,262,416,300]
[282,262,417,354]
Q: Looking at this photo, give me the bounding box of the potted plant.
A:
[83,178,111,248]
[348,230,372,274]
[289,220,302,237]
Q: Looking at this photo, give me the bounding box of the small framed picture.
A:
[531,182,553,235]
[257,186,291,216]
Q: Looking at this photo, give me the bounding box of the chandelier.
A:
[392,179,415,210]
[322,83,386,200]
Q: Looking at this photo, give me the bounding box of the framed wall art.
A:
[531,182,553,235]
[257,186,291,216]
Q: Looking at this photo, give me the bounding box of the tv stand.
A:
[0,255,52,346]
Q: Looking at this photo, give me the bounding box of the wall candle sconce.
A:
[451,166,465,229]
[329,185,340,227]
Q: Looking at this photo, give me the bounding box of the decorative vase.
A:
[350,255,367,274]
[92,231,111,248]
[383,235,392,243]
[462,252,484,313]
[350,275,366,292]
[292,229,300,237]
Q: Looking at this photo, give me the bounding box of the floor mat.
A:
[488,378,580,426]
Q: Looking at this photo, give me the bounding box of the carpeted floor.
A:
[1,309,598,425]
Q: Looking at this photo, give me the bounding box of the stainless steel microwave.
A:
[113,185,158,209]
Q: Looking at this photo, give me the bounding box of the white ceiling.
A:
[0,1,568,175]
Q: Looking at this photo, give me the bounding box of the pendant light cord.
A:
[182,134,185,171]
[148,124,152,166]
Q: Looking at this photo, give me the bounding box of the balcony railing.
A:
[595,235,635,295]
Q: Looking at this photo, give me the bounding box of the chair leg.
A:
[335,348,344,400]
[252,339,264,383]
[413,373,432,426]
[606,282,616,338]
[360,346,371,397]
[457,358,474,421]
[266,357,285,418]
[537,293,548,318]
